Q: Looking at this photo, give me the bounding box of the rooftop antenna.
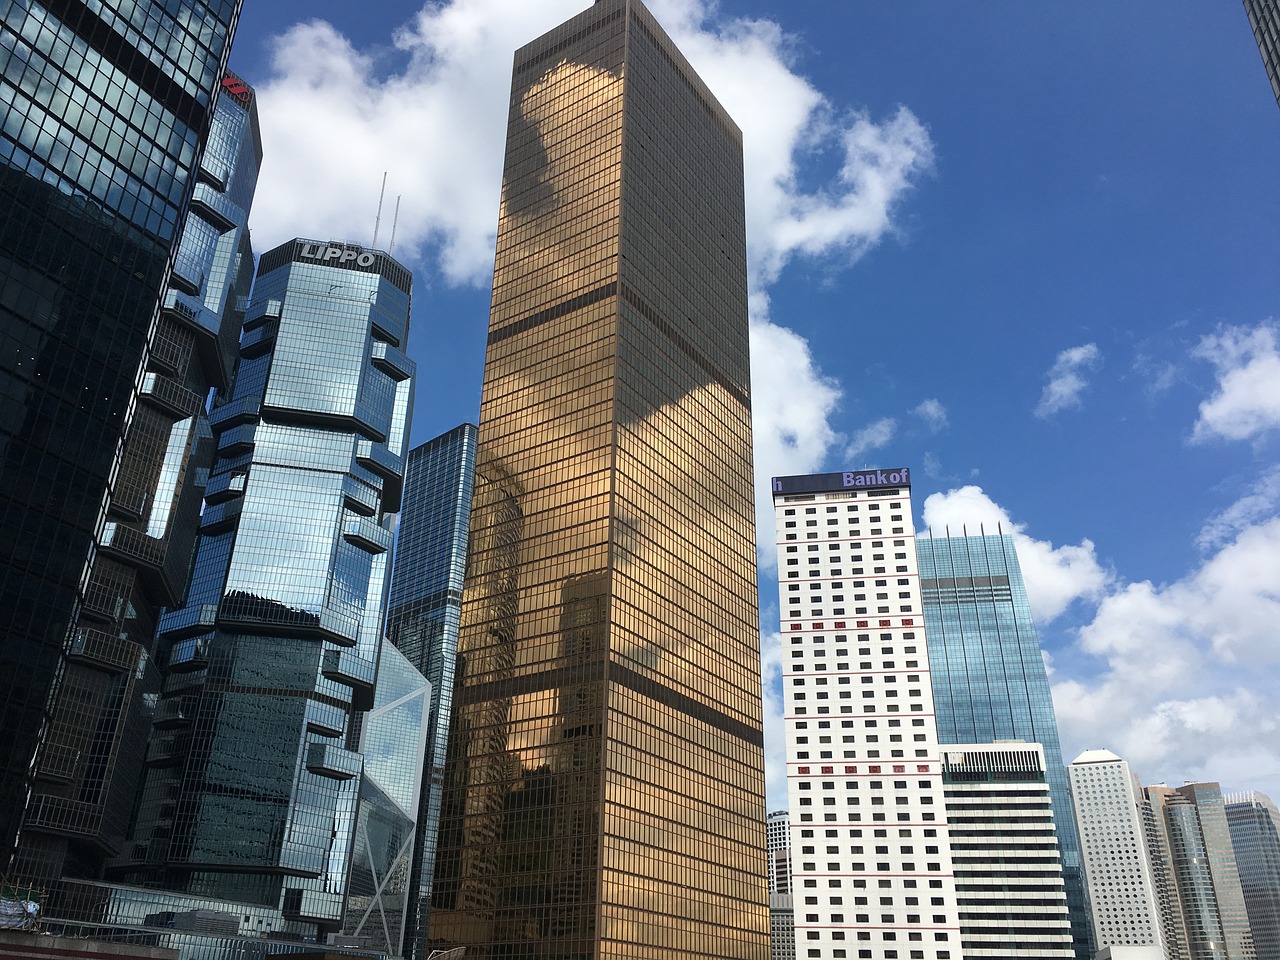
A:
[388,195,402,255]
[371,171,388,248]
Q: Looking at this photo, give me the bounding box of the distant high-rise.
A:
[1226,792,1280,960]
[386,422,478,959]
[0,1,244,875]
[773,467,962,960]
[1244,0,1280,109]
[767,809,795,960]
[113,237,414,938]
[1069,750,1166,953]
[916,532,1091,957]
[1145,783,1255,960]
[939,741,1073,959]
[429,1,767,958]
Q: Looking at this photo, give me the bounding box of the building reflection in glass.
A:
[430,2,769,958]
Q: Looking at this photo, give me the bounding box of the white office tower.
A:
[771,808,798,960]
[1068,750,1165,954]
[940,742,1073,959]
[774,468,961,960]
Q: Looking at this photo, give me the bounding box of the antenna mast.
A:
[388,196,402,254]
[371,171,387,248]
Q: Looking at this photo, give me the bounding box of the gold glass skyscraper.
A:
[429,2,768,958]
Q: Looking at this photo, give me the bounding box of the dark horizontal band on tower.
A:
[489,280,749,409]
[458,659,762,746]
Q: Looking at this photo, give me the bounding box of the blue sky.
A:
[227,1,1280,806]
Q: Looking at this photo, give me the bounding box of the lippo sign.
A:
[772,467,910,496]
[297,242,378,268]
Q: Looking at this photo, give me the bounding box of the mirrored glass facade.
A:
[0,0,244,880]
[430,2,768,957]
[916,532,1092,958]
[387,422,477,960]
[345,637,432,956]
[107,238,414,942]
[1225,792,1280,960]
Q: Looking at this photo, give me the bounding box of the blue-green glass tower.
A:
[916,532,1092,959]
[386,422,477,959]
[113,237,415,940]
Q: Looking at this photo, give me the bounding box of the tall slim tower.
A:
[773,468,962,960]
[388,422,478,960]
[915,532,1091,957]
[1226,792,1280,960]
[429,2,766,959]
[0,0,244,874]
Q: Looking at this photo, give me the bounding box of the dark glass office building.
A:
[386,422,477,960]
[0,0,245,880]
[111,237,414,940]
[429,2,769,958]
[916,533,1092,958]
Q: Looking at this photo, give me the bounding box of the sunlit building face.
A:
[428,2,768,958]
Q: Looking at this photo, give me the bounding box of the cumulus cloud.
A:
[1034,342,1102,418]
[912,398,948,432]
[1053,516,1280,788]
[750,302,842,562]
[920,485,1110,624]
[759,626,788,808]
[846,417,897,462]
[1191,321,1280,443]
[1198,466,1280,551]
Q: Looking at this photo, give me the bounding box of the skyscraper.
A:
[767,809,796,960]
[429,1,767,957]
[0,0,244,874]
[386,422,478,959]
[939,741,1073,959]
[1244,0,1280,109]
[1068,750,1166,954]
[915,532,1091,956]
[113,237,414,939]
[1226,792,1280,960]
[1145,783,1255,960]
[773,467,962,960]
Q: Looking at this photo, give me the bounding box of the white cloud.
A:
[750,303,842,563]
[846,417,897,462]
[1034,342,1102,418]
[912,398,948,432]
[1053,516,1280,789]
[1191,321,1280,443]
[920,485,1110,624]
[1198,466,1280,551]
[759,628,788,808]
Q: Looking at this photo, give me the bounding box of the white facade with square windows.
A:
[773,469,960,960]
[1068,749,1166,954]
